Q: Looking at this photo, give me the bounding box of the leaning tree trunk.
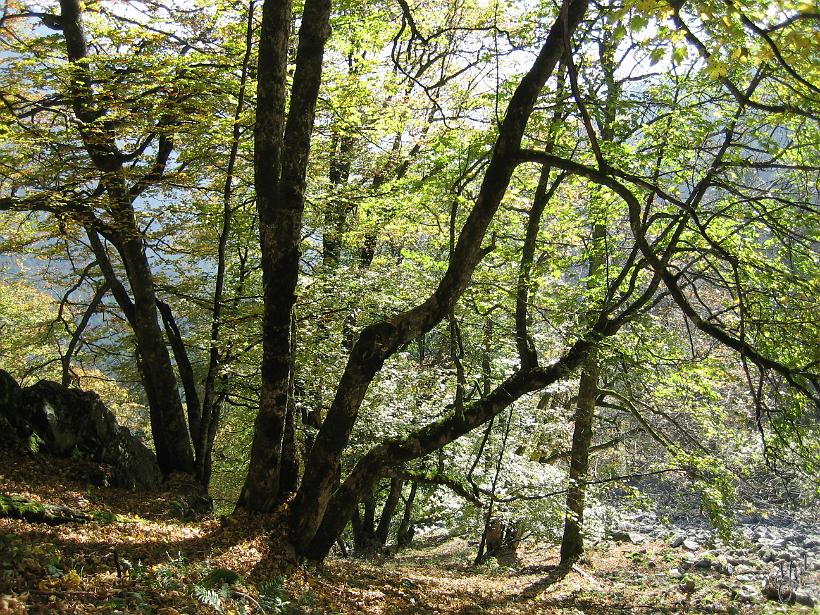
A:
[289,0,590,556]
[125,261,195,477]
[375,476,404,545]
[396,481,418,548]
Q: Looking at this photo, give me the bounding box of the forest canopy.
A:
[0,0,818,565]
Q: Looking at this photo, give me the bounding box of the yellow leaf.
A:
[60,570,81,590]
[36,579,56,591]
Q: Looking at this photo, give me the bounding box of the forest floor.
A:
[0,449,814,615]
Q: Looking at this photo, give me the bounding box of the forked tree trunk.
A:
[238,0,331,512]
[59,0,195,478]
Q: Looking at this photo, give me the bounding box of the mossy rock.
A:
[0,493,117,525]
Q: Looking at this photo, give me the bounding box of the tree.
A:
[0,0,258,487]
[2,0,816,567]
[241,0,817,561]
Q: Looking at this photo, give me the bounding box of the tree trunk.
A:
[0,494,95,526]
[300,339,604,560]
[124,237,195,476]
[61,281,109,388]
[279,386,300,499]
[351,490,379,553]
[559,357,599,565]
[396,482,417,548]
[376,476,404,545]
[197,0,257,488]
[323,130,354,266]
[238,0,331,512]
[476,407,512,565]
[289,0,589,555]
[59,0,195,478]
[559,217,605,565]
[559,26,616,564]
[479,518,522,562]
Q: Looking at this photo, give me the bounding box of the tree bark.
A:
[376,476,404,545]
[559,214,606,564]
[301,334,606,560]
[290,0,589,553]
[59,0,194,477]
[323,130,354,266]
[559,357,599,564]
[351,489,380,552]
[0,494,94,526]
[239,0,331,512]
[396,482,417,548]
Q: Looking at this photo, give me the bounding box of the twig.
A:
[572,564,605,590]
[233,590,267,614]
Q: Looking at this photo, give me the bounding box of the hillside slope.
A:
[0,449,814,614]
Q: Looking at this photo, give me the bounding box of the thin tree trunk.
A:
[198,0,256,487]
[279,396,300,497]
[475,407,512,564]
[514,68,565,368]
[559,357,599,564]
[376,476,404,545]
[559,212,606,565]
[323,130,354,266]
[61,281,109,387]
[559,23,616,564]
[396,481,417,548]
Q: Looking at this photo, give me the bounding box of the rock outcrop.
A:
[0,370,161,489]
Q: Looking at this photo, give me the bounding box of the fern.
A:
[257,577,295,613]
[256,577,325,615]
[193,583,223,613]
